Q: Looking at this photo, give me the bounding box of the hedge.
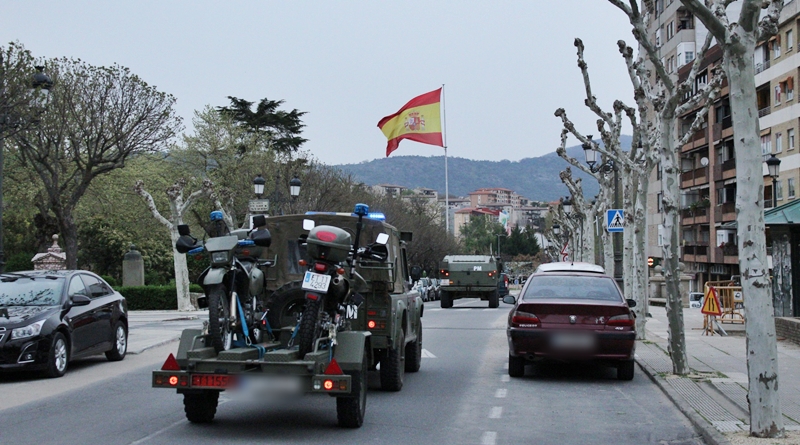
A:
[116,284,203,310]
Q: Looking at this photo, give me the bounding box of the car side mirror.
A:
[250,228,272,247]
[626,299,637,308]
[70,294,91,306]
[303,219,315,231]
[175,235,200,254]
[503,295,516,305]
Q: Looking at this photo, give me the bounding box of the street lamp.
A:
[562,196,584,261]
[766,154,781,208]
[289,175,302,198]
[0,65,53,273]
[253,174,266,198]
[582,135,615,174]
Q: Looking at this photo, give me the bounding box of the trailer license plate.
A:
[302,271,331,293]
[192,374,236,389]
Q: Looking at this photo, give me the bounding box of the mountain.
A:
[333,135,632,202]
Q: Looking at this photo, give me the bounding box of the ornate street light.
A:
[766,154,781,208]
[289,175,302,198]
[582,135,615,174]
[253,174,266,198]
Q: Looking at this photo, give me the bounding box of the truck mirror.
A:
[251,228,272,247]
[303,219,315,231]
[177,224,191,236]
[400,232,413,242]
[410,265,422,282]
[252,214,267,229]
[376,233,389,245]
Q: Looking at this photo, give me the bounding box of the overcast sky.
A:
[2,1,635,165]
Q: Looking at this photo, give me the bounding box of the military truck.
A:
[262,213,423,392]
[438,255,502,308]
[152,212,423,427]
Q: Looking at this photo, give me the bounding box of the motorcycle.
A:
[295,203,389,357]
[175,212,273,353]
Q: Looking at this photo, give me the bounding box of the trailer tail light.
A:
[510,311,540,328]
[367,320,386,330]
[161,353,180,371]
[488,271,495,277]
[607,314,635,327]
[324,379,334,390]
[153,372,188,388]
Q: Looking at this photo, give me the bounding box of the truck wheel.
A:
[380,330,405,391]
[440,291,453,309]
[297,296,322,357]
[266,280,305,330]
[489,290,499,308]
[405,322,422,373]
[337,346,368,428]
[207,284,233,353]
[183,391,219,423]
[509,354,525,377]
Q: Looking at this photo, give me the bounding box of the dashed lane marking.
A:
[489,406,503,419]
[421,349,437,358]
[495,388,507,398]
[481,431,497,445]
[500,374,510,383]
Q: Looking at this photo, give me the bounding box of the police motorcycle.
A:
[175,212,273,353]
[295,203,389,357]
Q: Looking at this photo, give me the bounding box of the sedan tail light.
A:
[510,310,540,327]
[607,313,634,327]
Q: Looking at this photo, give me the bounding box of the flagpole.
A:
[442,83,449,234]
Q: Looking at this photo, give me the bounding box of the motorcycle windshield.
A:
[205,235,239,252]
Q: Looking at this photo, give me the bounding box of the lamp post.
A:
[766,154,781,208]
[264,172,302,216]
[496,233,506,261]
[253,174,266,198]
[0,66,53,273]
[582,135,621,281]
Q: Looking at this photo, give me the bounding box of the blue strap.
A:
[236,294,250,340]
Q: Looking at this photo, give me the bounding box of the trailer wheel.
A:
[380,330,405,391]
[337,345,367,428]
[183,391,219,423]
[489,290,499,308]
[207,284,232,353]
[440,291,453,308]
[297,296,322,357]
[405,321,422,373]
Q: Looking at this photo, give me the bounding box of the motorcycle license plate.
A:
[302,271,331,293]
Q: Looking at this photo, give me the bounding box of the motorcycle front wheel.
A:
[208,284,233,352]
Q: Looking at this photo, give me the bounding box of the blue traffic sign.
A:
[607,209,624,232]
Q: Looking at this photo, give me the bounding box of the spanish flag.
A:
[378,88,444,157]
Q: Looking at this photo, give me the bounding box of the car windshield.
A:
[0,278,64,306]
[522,275,621,302]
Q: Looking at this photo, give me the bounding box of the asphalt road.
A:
[0,299,706,445]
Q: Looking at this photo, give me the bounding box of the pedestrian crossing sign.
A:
[606,209,624,232]
[701,286,723,316]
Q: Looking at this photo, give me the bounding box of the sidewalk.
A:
[127,310,208,354]
[637,304,800,444]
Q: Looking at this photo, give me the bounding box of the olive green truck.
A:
[438,255,502,308]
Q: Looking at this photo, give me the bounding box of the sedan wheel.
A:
[46,332,69,378]
[105,321,128,361]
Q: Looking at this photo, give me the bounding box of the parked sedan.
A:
[503,267,636,380]
[0,270,128,378]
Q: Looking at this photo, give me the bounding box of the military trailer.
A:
[438,255,502,308]
[152,212,423,428]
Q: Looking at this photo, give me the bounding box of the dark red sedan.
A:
[504,266,636,380]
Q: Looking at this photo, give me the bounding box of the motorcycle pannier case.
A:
[307,226,351,262]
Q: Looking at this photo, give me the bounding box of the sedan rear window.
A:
[523,275,622,302]
[0,279,64,306]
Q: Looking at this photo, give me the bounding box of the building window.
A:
[789,128,795,150]
[762,134,773,158]
[777,180,784,201]
[657,192,663,213]
[775,85,782,104]
[790,178,797,199]
[774,35,782,59]
[788,30,794,52]
[777,133,783,153]
[788,77,795,101]
[685,51,694,64]
[667,21,674,40]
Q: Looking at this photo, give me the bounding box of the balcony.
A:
[759,106,772,117]
[756,60,771,74]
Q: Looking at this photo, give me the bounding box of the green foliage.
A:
[77,216,130,280]
[4,251,37,272]
[502,225,541,257]
[462,215,504,255]
[101,275,118,287]
[117,284,204,310]
[217,96,308,154]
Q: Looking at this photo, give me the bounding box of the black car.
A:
[0,270,128,378]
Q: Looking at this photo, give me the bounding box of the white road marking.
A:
[495,388,507,398]
[421,349,437,358]
[489,406,503,419]
[129,400,231,444]
[481,431,497,445]
[500,374,510,383]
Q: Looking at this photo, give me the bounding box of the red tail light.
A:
[488,271,495,277]
[510,311,540,327]
[314,262,328,273]
[607,314,635,327]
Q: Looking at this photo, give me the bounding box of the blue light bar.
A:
[367,212,386,221]
[210,210,224,221]
[353,203,369,216]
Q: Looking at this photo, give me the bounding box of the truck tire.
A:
[207,284,232,353]
[509,354,525,377]
[183,391,219,423]
[440,291,453,308]
[489,290,499,308]
[405,321,422,373]
[380,330,405,391]
[337,346,368,428]
[297,296,322,357]
[266,280,305,330]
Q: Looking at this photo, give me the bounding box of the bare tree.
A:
[11,57,182,268]
[134,179,213,311]
[678,0,785,437]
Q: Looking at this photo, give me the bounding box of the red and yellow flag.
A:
[377,88,443,157]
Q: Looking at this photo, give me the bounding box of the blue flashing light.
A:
[305,211,337,215]
[353,203,369,216]
[367,212,386,221]
[210,210,224,221]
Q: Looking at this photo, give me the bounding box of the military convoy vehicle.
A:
[153,211,423,428]
[438,255,502,308]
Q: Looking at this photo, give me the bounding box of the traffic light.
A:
[647,257,654,268]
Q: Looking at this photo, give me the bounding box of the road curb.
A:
[128,337,180,355]
[635,357,732,445]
